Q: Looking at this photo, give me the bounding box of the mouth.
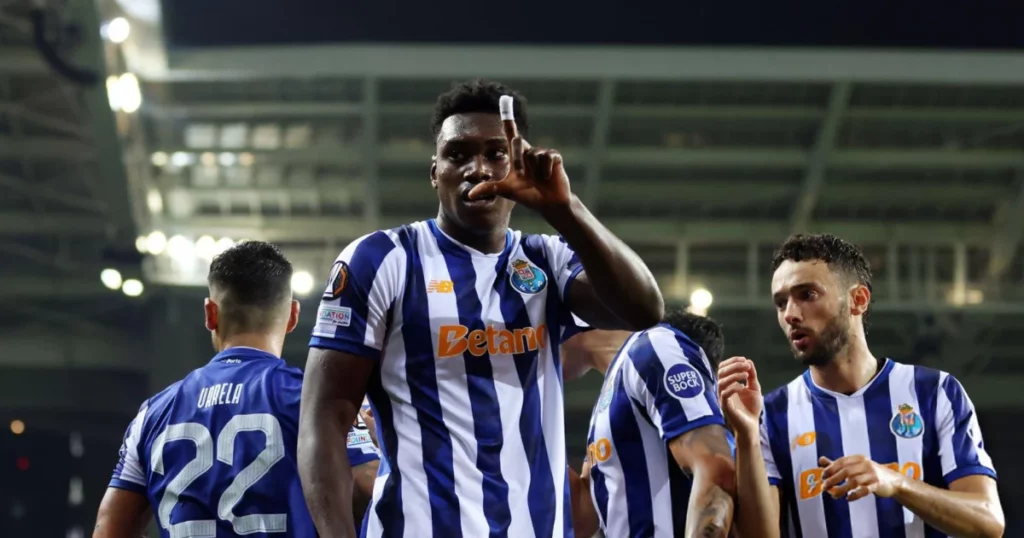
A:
[789,329,811,350]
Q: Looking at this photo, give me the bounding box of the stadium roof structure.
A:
[2,0,1024,419]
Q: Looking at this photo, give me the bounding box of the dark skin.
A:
[299,107,664,538]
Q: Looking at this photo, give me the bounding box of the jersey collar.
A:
[427,218,514,259]
[801,357,894,400]
[211,346,280,363]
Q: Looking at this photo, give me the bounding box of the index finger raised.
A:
[499,95,519,140]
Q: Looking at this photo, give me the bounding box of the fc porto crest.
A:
[595,371,618,413]
[509,258,547,295]
[890,403,924,439]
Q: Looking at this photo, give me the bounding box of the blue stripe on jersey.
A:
[764,387,802,538]
[911,366,946,538]
[863,377,906,538]
[493,250,557,538]
[608,379,654,537]
[522,234,583,347]
[437,240,509,538]
[399,227,462,537]
[808,385,853,538]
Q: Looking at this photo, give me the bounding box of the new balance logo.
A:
[427,280,454,293]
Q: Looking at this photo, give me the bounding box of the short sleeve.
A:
[761,410,783,486]
[108,403,149,494]
[310,231,404,360]
[624,328,725,442]
[936,373,997,484]
[538,235,591,343]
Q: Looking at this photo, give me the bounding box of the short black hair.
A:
[663,308,725,367]
[207,241,293,332]
[431,79,529,140]
[771,233,873,323]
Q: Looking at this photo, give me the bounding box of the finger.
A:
[532,150,553,182]
[846,485,874,502]
[499,95,518,141]
[718,356,748,369]
[510,135,526,177]
[828,479,859,499]
[818,456,834,468]
[718,372,750,391]
[467,179,511,200]
[820,468,850,491]
[720,387,747,407]
[746,360,762,392]
[717,362,752,379]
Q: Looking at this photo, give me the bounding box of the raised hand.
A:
[819,455,905,501]
[467,95,572,211]
[716,356,764,439]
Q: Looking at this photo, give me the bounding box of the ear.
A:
[430,156,438,190]
[849,283,871,317]
[204,298,218,331]
[285,300,300,334]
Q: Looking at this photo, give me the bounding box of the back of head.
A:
[431,79,530,140]
[771,233,873,322]
[662,308,725,367]
[207,241,293,336]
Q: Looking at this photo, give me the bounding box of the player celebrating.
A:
[298,79,664,538]
[92,241,378,538]
[562,310,737,538]
[718,234,1004,538]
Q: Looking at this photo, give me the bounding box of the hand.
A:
[359,406,379,449]
[716,357,763,439]
[580,453,592,482]
[819,455,905,501]
[467,96,572,212]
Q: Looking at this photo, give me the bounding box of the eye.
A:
[489,149,508,161]
[447,150,466,162]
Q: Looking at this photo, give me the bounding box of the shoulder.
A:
[764,375,805,414]
[338,228,405,260]
[627,326,702,367]
[887,360,952,395]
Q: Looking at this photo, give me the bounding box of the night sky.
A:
[162,1,1024,50]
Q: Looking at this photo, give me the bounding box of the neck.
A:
[436,209,508,254]
[591,331,633,375]
[808,332,879,395]
[218,332,284,358]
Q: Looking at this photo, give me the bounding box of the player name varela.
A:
[197,383,244,409]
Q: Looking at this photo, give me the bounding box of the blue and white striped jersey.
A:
[108,347,318,537]
[760,359,997,538]
[586,324,729,537]
[310,219,589,538]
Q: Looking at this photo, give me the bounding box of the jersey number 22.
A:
[151,413,286,537]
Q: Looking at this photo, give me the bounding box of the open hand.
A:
[467,95,572,211]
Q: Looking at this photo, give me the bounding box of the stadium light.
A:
[171,152,192,167]
[194,235,217,260]
[122,279,144,297]
[218,152,237,166]
[146,231,167,255]
[215,237,235,255]
[291,271,315,295]
[167,235,194,264]
[135,235,149,254]
[146,189,163,214]
[239,152,255,167]
[105,17,130,44]
[150,152,168,167]
[118,73,142,113]
[200,152,217,167]
[10,420,25,435]
[100,268,123,290]
[689,288,713,315]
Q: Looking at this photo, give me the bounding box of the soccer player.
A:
[298,79,664,538]
[562,310,737,538]
[92,241,378,538]
[718,234,1005,538]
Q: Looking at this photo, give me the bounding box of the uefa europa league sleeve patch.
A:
[664,363,705,400]
[324,260,350,299]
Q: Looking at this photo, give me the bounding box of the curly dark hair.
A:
[431,79,529,141]
[662,307,725,368]
[771,233,873,321]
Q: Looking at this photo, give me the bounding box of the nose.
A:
[463,155,494,182]
[783,300,802,326]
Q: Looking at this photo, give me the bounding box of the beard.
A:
[792,306,851,367]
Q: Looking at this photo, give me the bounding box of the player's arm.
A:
[560,329,632,382]
[568,458,600,538]
[822,375,1003,538]
[299,350,374,538]
[667,425,735,538]
[300,233,401,538]
[718,357,782,538]
[472,105,662,331]
[352,459,380,525]
[93,488,151,538]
